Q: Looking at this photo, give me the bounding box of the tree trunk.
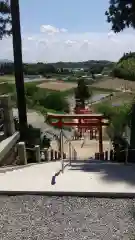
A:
[10,0,27,140]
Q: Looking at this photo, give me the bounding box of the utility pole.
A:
[10,0,27,140]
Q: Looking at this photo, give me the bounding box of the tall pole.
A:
[10,0,27,140]
[128,103,135,162]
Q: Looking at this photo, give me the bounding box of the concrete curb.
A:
[0,191,135,198]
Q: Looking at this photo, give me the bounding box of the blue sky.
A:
[19,0,110,33]
[1,0,135,62]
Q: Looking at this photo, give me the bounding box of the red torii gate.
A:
[46,113,109,154]
[74,106,96,136]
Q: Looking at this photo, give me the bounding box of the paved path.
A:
[51,139,111,159]
[13,108,73,139]
[0,160,135,196]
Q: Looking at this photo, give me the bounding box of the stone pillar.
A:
[35,145,40,163]
[17,142,27,165]
[0,94,15,137]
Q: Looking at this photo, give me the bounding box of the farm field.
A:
[37,81,77,91]
[92,92,134,113]
[109,92,134,105]
[0,75,134,106]
[92,77,135,91]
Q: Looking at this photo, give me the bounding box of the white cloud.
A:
[40,25,60,34]
[40,24,68,35]
[27,36,35,41]
[60,28,68,33]
[108,31,115,38]
[1,25,135,62]
[65,40,77,46]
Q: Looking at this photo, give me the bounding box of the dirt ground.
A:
[92,78,135,91]
[37,81,77,91]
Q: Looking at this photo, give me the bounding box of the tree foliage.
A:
[112,52,135,81]
[106,0,135,33]
[112,57,135,81]
[0,0,11,39]
[75,79,91,107]
[119,52,135,63]
[95,102,130,139]
[106,0,135,162]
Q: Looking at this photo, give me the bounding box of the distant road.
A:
[24,78,45,83]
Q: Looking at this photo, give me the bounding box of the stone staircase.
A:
[51,137,111,161]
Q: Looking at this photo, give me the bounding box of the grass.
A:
[0,75,15,82]
[0,75,75,96]
[92,91,134,113]
[90,86,118,93]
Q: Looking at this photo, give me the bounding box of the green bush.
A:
[32,88,47,106]
[1,82,70,116]
[43,92,69,112]
[95,102,131,140]
[25,83,37,97]
[112,58,135,81]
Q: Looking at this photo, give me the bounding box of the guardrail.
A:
[16,142,67,165]
[16,130,77,170]
[94,148,135,163]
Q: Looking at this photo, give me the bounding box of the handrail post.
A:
[69,141,72,166]
[60,129,64,173]
[72,146,75,161]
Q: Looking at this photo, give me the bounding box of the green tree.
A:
[75,79,91,107]
[0,0,11,39]
[105,1,135,33]
[44,92,69,113]
[106,0,135,162]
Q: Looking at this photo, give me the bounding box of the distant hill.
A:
[51,60,114,69]
[0,59,13,63]
[0,59,114,68]
[0,59,114,76]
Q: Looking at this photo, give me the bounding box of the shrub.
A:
[25,83,37,97]
[95,102,131,140]
[43,92,69,112]
[32,88,47,106]
[112,58,135,81]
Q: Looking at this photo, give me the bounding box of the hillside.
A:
[112,52,135,81]
[0,60,114,76]
[51,60,114,70]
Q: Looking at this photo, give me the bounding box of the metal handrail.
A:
[60,130,77,172]
[45,129,76,153]
[45,129,77,172]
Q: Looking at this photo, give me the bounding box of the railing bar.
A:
[0,124,3,129]
[26,147,35,151]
